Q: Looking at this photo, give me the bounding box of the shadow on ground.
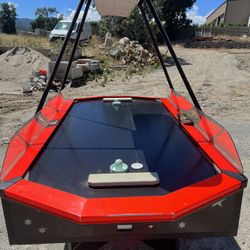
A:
[179,237,241,250]
[165,57,191,67]
[81,237,242,250]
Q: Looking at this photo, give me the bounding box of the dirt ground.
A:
[0,46,250,250]
[184,35,250,49]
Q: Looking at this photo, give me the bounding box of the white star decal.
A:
[38,227,47,234]
[24,219,32,226]
[212,199,225,208]
[178,221,186,229]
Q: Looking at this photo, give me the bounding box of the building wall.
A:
[225,0,250,25]
[211,26,250,36]
[206,2,227,26]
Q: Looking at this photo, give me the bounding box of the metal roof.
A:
[94,0,140,17]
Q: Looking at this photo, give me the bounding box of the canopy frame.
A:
[138,2,173,90]
[36,0,202,113]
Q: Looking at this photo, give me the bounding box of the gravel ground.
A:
[0,46,249,249]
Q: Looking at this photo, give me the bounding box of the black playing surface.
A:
[29,99,216,198]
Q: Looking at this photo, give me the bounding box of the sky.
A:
[0,0,224,24]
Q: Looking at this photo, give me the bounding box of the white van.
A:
[49,19,92,42]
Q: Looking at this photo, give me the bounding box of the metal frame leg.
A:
[145,0,202,111]
[36,0,86,113]
[61,0,92,90]
[139,3,174,90]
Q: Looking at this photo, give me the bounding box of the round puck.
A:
[131,163,144,170]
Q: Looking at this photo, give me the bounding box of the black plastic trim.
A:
[0,177,22,197]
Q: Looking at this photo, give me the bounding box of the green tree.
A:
[100,8,148,43]
[99,0,195,41]
[153,0,195,38]
[0,2,17,34]
[31,7,63,31]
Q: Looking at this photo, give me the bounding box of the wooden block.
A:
[88,172,159,188]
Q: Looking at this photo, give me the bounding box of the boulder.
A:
[141,49,149,58]
[109,45,124,58]
[22,84,33,94]
[118,37,130,46]
[135,45,144,53]
[127,47,134,55]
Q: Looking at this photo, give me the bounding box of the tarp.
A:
[94,0,140,17]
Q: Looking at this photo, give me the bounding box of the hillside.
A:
[16,18,33,31]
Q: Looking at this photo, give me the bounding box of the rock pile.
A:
[108,37,157,66]
[26,58,102,93]
[29,70,48,91]
[24,69,60,93]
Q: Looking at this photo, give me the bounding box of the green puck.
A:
[110,159,128,173]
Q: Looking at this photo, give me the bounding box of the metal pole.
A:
[36,0,86,113]
[145,0,202,111]
[61,0,92,90]
[139,3,173,90]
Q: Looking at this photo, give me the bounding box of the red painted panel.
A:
[47,94,73,112]
[1,135,27,181]
[4,174,240,224]
[2,145,43,181]
[0,95,73,182]
[40,106,65,122]
[168,92,193,111]
[18,119,54,145]
[82,174,240,223]
[5,180,86,222]
[161,92,243,174]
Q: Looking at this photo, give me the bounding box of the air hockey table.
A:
[0,0,247,248]
[0,94,247,249]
